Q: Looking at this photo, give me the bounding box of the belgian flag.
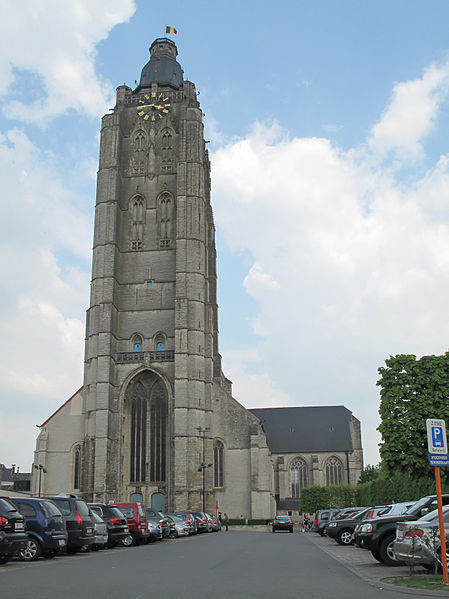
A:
[166,26,177,34]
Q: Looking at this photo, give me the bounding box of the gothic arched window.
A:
[213,441,224,487]
[150,382,167,482]
[158,193,173,247]
[325,456,343,486]
[132,334,143,352]
[290,457,307,498]
[73,446,81,490]
[161,130,172,172]
[128,373,168,486]
[132,130,146,175]
[130,196,144,250]
[154,332,166,352]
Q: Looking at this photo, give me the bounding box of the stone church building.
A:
[32,38,363,517]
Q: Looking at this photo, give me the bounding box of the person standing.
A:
[223,513,229,531]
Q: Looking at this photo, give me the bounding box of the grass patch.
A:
[383,574,449,592]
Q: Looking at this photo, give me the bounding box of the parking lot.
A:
[0,529,419,599]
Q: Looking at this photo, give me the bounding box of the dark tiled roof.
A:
[249,406,354,454]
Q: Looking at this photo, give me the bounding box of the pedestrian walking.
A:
[223,513,229,531]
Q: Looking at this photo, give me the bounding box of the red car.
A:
[113,502,150,546]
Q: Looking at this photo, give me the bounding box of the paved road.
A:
[0,531,416,599]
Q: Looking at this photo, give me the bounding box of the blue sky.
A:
[2,0,449,470]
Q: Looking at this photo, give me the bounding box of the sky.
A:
[2,0,449,470]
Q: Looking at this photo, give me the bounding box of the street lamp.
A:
[33,464,47,497]
[197,427,212,512]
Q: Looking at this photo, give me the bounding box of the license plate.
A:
[15,522,24,530]
[86,528,93,535]
[58,540,66,546]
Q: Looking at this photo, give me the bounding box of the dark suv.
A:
[45,496,95,554]
[354,494,449,566]
[88,503,129,547]
[11,497,67,560]
[0,497,28,564]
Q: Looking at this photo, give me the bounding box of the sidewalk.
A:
[305,532,448,597]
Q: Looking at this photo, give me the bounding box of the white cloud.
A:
[212,66,449,463]
[369,62,449,160]
[0,1,136,123]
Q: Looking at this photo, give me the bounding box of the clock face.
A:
[137,92,170,121]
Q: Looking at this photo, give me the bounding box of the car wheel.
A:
[371,546,382,562]
[272,529,275,533]
[67,546,80,555]
[378,534,404,566]
[0,554,10,565]
[107,540,116,549]
[289,529,293,533]
[336,529,353,546]
[121,534,135,547]
[43,550,56,559]
[318,530,325,536]
[19,538,42,561]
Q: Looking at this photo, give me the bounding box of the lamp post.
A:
[33,464,47,497]
[197,427,212,512]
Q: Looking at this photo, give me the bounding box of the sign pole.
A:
[435,465,449,585]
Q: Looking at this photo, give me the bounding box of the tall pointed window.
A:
[132,130,146,175]
[159,193,173,248]
[213,440,224,487]
[132,333,143,352]
[290,457,307,498]
[73,446,81,490]
[128,373,168,485]
[130,196,144,250]
[150,382,167,482]
[161,131,172,171]
[325,457,343,486]
[130,382,147,482]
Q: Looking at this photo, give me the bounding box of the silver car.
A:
[91,511,108,551]
[394,505,449,570]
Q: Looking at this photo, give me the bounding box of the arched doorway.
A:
[151,492,165,512]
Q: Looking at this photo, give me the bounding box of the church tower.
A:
[82,38,220,509]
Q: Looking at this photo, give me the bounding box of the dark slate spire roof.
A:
[139,38,184,89]
[249,406,355,453]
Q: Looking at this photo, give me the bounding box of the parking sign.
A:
[427,419,448,455]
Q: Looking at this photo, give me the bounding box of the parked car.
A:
[354,494,449,566]
[90,511,108,551]
[114,502,150,546]
[146,508,170,538]
[165,515,191,537]
[88,503,129,547]
[45,495,95,554]
[0,497,28,564]
[172,512,198,534]
[147,520,163,541]
[191,512,212,533]
[272,516,294,533]
[394,505,449,571]
[325,506,385,545]
[312,510,330,536]
[10,497,67,561]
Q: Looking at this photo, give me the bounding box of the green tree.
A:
[377,352,449,481]
[358,464,381,484]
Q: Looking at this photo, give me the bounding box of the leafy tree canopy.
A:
[377,352,449,481]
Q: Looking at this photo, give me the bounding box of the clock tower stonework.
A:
[79,38,272,512]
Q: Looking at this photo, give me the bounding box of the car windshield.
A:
[41,501,62,518]
[50,498,71,516]
[118,506,134,518]
[417,506,449,524]
[109,507,125,519]
[0,498,17,512]
[75,500,91,517]
[405,497,436,517]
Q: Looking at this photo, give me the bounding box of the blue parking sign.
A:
[427,419,448,455]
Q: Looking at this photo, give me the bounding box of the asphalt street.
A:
[0,531,422,599]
